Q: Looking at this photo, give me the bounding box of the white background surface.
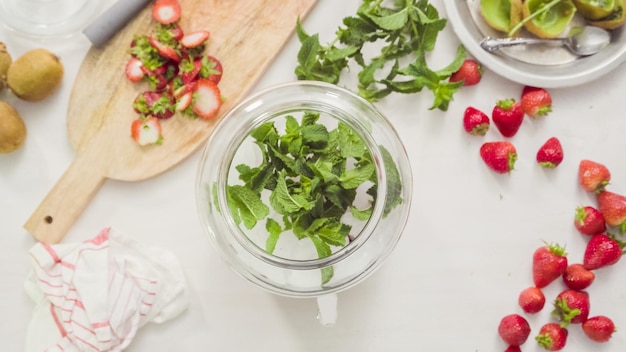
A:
[2,0,626,351]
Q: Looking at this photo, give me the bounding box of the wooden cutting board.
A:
[24,0,318,243]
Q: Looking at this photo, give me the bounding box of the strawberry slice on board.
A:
[152,0,182,25]
[131,117,163,146]
[192,78,222,119]
[181,30,210,48]
[148,36,181,63]
[125,57,145,82]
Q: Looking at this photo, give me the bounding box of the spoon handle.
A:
[480,36,566,52]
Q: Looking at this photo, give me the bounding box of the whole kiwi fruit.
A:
[0,101,27,153]
[7,48,64,102]
[0,42,11,91]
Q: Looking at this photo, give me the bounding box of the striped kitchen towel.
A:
[24,227,188,352]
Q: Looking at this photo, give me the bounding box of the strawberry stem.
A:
[551,297,580,328]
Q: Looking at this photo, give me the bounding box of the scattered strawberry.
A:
[532,242,568,289]
[463,106,490,136]
[192,78,222,119]
[518,286,545,314]
[583,233,624,270]
[536,137,563,168]
[535,323,568,351]
[479,141,517,174]
[498,314,531,347]
[148,36,181,62]
[578,159,610,193]
[597,190,626,232]
[574,206,606,236]
[582,316,616,342]
[131,117,163,146]
[504,346,521,352]
[521,86,552,118]
[552,289,590,326]
[492,98,524,137]
[152,0,182,25]
[562,263,595,290]
[125,57,145,82]
[181,30,210,48]
[449,59,483,86]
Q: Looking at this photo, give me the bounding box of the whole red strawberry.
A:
[583,233,624,270]
[479,141,517,174]
[450,59,483,86]
[532,243,568,288]
[574,206,606,236]
[578,159,610,193]
[535,323,568,351]
[536,137,563,168]
[498,314,531,346]
[518,286,545,314]
[521,86,552,118]
[552,289,590,326]
[463,106,490,136]
[562,263,595,290]
[582,316,616,342]
[597,190,626,232]
[492,98,524,137]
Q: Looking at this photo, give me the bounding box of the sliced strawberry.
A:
[125,57,145,82]
[180,57,203,84]
[200,55,223,84]
[192,78,222,119]
[152,0,181,25]
[133,91,176,119]
[176,91,193,111]
[181,30,210,48]
[131,117,163,146]
[172,81,195,98]
[149,36,181,62]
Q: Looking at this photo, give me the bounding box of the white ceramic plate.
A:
[444,0,626,88]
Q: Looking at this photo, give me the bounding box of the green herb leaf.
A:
[265,218,282,254]
[269,170,313,214]
[227,185,270,229]
[309,235,334,285]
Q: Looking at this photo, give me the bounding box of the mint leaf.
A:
[309,235,334,285]
[269,170,312,214]
[227,185,270,229]
[340,162,375,189]
[265,218,282,254]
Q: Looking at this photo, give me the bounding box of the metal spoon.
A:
[479,26,611,56]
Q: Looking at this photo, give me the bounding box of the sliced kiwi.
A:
[7,48,64,102]
[0,101,27,153]
[481,0,524,35]
[523,0,578,38]
[589,0,626,29]
[574,0,616,20]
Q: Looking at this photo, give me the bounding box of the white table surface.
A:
[2,0,626,351]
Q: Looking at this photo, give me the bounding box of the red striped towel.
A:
[24,227,188,352]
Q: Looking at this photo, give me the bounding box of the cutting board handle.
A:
[24,150,106,244]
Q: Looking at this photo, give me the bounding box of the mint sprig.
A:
[226,112,403,284]
[295,0,466,111]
